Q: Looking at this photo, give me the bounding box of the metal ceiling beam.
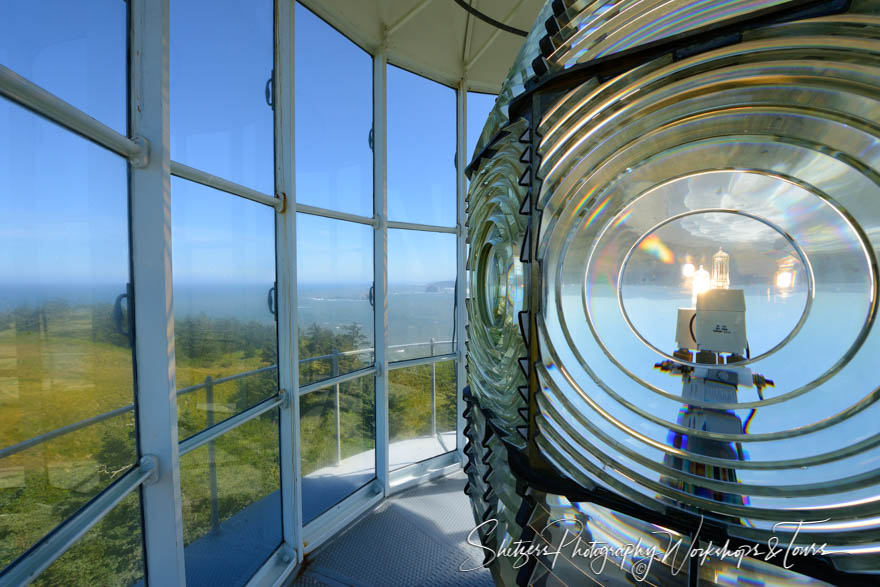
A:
[466,0,528,71]
[461,0,475,72]
[387,0,434,37]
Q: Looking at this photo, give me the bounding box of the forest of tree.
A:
[0,300,457,585]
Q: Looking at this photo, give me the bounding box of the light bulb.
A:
[682,262,695,278]
[692,265,711,306]
[776,270,794,289]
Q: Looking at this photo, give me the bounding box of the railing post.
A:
[333,349,341,464]
[206,375,220,533]
[430,338,436,438]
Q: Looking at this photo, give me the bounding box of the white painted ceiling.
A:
[298,0,546,93]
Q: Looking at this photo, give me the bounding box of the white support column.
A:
[455,79,468,463]
[129,0,187,583]
[373,45,390,493]
[274,0,302,565]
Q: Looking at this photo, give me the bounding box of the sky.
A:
[1,0,497,288]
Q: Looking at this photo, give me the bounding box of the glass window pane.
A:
[181,410,281,587]
[170,0,274,193]
[0,1,127,132]
[297,214,374,387]
[388,229,456,362]
[301,374,375,524]
[295,4,373,217]
[0,98,136,569]
[387,65,456,226]
[467,91,497,162]
[435,360,458,438]
[0,414,136,572]
[172,178,278,441]
[389,361,457,471]
[34,491,144,587]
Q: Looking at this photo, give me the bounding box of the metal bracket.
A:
[140,454,160,485]
[277,543,296,565]
[276,191,287,213]
[129,135,150,169]
[278,389,290,410]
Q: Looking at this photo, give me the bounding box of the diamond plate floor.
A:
[289,471,494,587]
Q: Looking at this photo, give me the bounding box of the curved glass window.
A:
[388,230,456,362]
[0,98,137,571]
[0,0,127,132]
[180,410,282,585]
[170,0,274,194]
[171,178,278,441]
[389,360,457,471]
[294,4,373,217]
[387,65,456,227]
[296,214,374,387]
[467,91,496,163]
[300,374,375,524]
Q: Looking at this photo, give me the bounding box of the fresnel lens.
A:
[464,1,880,585]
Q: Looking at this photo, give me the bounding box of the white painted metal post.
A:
[129,0,187,583]
[333,349,341,464]
[205,376,219,533]
[455,79,468,463]
[430,338,436,437]
[373,44,390,493]
[274,0,302,564]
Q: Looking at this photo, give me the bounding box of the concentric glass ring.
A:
[533,25,880,545]
[467,119,530,443]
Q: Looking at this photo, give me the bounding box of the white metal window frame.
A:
[0,0,479,583]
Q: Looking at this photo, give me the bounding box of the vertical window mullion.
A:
[373,47,390,494]
[129,0,187,583]
[275,0,301,566]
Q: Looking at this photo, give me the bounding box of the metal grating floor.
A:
[289,471,494,587]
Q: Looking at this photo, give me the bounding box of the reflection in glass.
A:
[0,0,127,132]
[295,4,373,217]
[523,492,829,586]
[34,491,144,587]
[619,211,810,362]
[388,230,456,362]
[301,375,375,524]
[171,178,278,440]
[181,410,281,586]
[0,98,136,570]
[435,361,458,437]
[170,0,274,193]
[389,361,457,471]
[526,496,693,586]
[387,65,456,226]
[297,214,374,387]
[699,544,831,586]
[0,415,136,572]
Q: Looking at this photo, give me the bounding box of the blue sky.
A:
[1,0,497,288]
